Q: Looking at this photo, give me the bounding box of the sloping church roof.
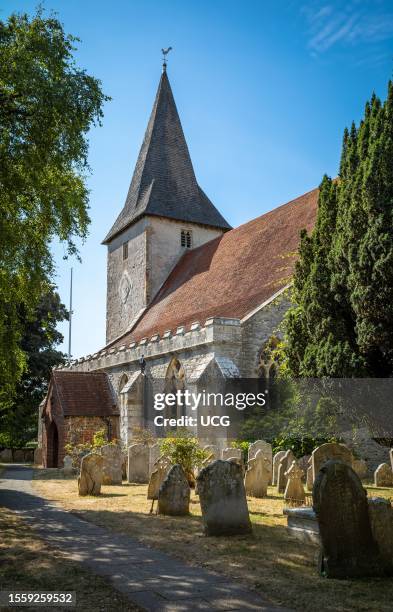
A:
[108,186,318,347]
[103,69,231,244]
[46,371,119,417]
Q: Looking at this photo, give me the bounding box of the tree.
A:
[0,289,68,448]
[0,8,109,407]
[284,81,393,378]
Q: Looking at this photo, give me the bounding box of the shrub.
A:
[159,429,208,486]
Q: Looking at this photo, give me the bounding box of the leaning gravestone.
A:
[128,443,149,483]
[222,447,242,462]
[284,461,305,504]
[78,453,103,496]
[101,444,122,485]
[272,451,286,486]
[374,463,393,487]
[277,449,295,494]
[313,460,384,578]
[148,456,172,501]
[197,460,252,536]
[248,440,272,483]
[311,442,352,484]
[352,458,368,480]
[63,455,73,476]
[158,464,190,516]
[244,449,269,498]
[149,443,160,476]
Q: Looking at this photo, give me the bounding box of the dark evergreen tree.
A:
[285,81,393,378]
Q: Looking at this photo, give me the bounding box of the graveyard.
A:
[30,450,393,612]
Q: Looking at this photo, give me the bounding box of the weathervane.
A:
[161,46,172,72]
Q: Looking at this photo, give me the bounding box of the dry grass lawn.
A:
[0,506,140,612]
[32,472,393,612]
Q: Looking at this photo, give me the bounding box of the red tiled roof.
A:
[111,188,318,347]
[51,371,118,417]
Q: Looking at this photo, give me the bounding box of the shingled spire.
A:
[103,70,231,244]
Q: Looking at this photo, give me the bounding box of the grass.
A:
[0,506,140,612]
[32,472,393,612]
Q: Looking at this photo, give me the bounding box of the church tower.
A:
[103,64,231,345]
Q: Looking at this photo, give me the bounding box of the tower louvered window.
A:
[181,230,192,249]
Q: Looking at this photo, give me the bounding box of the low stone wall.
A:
[0,448,34,463]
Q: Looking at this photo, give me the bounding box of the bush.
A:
[64,428,118,470]
[159,429,208,486]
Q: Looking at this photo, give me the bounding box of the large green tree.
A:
[0,9,108,406]
[0,289,68,448]
[285,82,393,377]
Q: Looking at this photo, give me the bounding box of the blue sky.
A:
[3,0,393,357]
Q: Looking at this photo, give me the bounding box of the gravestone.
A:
[63,455,73,476]
[222,447,242,462]
[374,463,393,487]
[248,440,272,482]
[149,443,160,476]
[284,461,305,504]
[313,460,384,578]
[368,497,393,575]
[148,456,172,500]
[158,464,190,516]
[101,444,122,485]
[311,442,352,484]
[197,460,252,536]
[277,449,295,493]
[34,447,42,466]
[390,448,393,472]
[272,451,286,486]
[244,449,269,498]
[127,443,149,483]
[298,455,310,481]
[78,453,103,496]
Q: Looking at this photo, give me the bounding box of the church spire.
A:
[103,67,230,244]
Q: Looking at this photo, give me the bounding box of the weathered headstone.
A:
[147,456,172,500]
[127,443,149,483]
[368,497,393,575]
[222,447,242,462]
[248,440,272,482]
[63,455,73,476]
[78,453,103,496]
[149,443,160,476]
[272,451,286,486]
[101,444,122,485]
[197,460,252,536]
[158,464,190,516]
[34,447,42,466]
[298,455,310,481]
[313,460,384,578]
[374,463,393,487]
[284,461,305,504]
[277,449,295,493]
[311,442,352,484]
[352,458,368,479]
[244,449,269,498]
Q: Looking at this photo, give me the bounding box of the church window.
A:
[181,230,192,248]
[122,242,128,260]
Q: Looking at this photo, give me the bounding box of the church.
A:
[41,63,318,467]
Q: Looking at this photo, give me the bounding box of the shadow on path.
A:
[0,464,290,612]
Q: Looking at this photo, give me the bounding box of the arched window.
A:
[164,357,186,420]
[119,373,129,392]
[181,230,192,249]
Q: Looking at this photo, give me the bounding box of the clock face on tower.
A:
[119,274,131,305]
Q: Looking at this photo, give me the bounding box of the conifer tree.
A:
[284,81,393,377]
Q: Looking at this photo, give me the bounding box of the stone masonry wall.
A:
[63,415,119,448]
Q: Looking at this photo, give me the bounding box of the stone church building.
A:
[42,65,318,465]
